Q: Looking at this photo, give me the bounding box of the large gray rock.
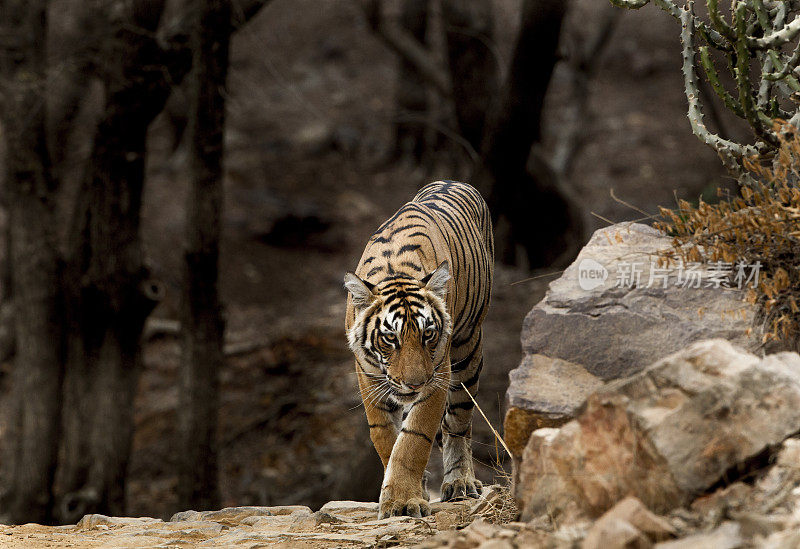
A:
[504,354,602,461]
[505,223,765,483]
[523,223,760,381]
[516,340,800,520]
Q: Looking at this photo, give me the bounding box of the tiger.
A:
[344,180,494,519]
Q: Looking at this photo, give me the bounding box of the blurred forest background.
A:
[0,0,750,526]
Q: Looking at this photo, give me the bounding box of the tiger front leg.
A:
[379,385,446,519]
[441,420,482,501]
[441,338,484,501]
[357,366,399,469]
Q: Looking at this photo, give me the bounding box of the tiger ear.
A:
[421,260,450,299]
[344,272,377,308]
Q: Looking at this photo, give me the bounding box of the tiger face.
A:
[345,261,452,403]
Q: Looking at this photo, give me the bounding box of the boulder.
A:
[522,223,759,381]
[516,340,800,520]
[506,223,764,479]
[504,354,603,460]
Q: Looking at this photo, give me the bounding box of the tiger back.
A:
[344,180,494,519]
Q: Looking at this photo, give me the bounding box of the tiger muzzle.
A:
[389,338,433,395]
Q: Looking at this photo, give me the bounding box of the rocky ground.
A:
[6,430,800,549]
[0,488,521,548]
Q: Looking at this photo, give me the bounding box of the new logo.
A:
[578,258,608,291]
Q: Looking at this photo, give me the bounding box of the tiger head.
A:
[344,261,452,402]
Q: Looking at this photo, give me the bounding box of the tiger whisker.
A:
[362,382,388,407]
[362,380,393,413]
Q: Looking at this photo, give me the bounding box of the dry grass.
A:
[458,383,519,524]
[655,120,800,346]
[470,481,519,525]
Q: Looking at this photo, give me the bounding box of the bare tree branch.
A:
[157,0,274,90]
[360,0,452,96]
[552,7,621,176]
[232,0,274,27]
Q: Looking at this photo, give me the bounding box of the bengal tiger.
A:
[344,180,494,518]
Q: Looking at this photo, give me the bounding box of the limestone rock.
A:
[775,437,800,467]
[654,522,742,549]
[507,223,765,483]
[477,540,515,549]
[77,514,161,529]
[169,510,203,522]
[581,497,674,549]
[318,500,380,523]
[128,521,225,539]
[266,505,313,516]
[430,500,472,515]
[96,533,165,548]
[168,506,276,526]
[582,517,652,549]
[517,340,800,520]
[522,223,759,382]
[463,518,502,546]
[730,512,787,539]
[319,500,379,514]
[504,354,602,460]
[760,529,800,549]
[596,497,675,542]
[434,510,460,530]
[290,510,343,531]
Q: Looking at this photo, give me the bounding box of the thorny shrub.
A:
[655,121,800,346]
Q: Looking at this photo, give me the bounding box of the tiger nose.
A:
[406,380,425,390]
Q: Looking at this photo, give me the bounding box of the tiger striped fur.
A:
[344,180,494,519]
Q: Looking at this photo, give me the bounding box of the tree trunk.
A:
[0,0,274,525]
[0,220,16,363]
[441,0,497,152]
[178,0,231,511]
[0,0,65,525]
[394,0,430,161]
[472,0,583,268]
[56,2,170,522]
[53,0,274,523]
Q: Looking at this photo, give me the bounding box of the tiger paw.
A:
[379,496,431,519]
[379,486,431,519]
[441,476,482,502]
